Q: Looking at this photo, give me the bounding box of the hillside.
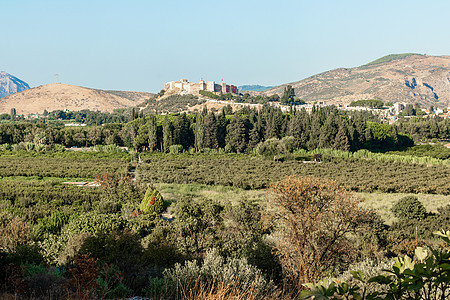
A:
[263,54,450,107]
[239,85,274,92]
[0,71,30,98]
[0,83,153,114]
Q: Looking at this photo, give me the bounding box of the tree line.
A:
[1,105,449,153]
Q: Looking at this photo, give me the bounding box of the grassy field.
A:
[357,192,450,225]
[155,183,449,226]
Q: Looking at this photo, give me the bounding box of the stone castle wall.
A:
[164,79,239,95]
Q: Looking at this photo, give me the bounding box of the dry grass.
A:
[155,183,448,227]
[357,192,450,225]
[154,183,265,206]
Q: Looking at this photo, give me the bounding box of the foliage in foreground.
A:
[266,176,385,293]
[300,230,450,300]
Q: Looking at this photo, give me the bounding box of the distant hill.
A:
[0,71,30,98]
[263,54,450,107]
[0,83,153,115]
[239,85,274,92]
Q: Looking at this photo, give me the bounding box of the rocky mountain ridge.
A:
[263,54,450,107]
[0,71,30,98]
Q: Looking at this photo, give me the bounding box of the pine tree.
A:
[226,115,249,153]
[173,113,193,150]
[318,115,338,149]
[333,125,350,151]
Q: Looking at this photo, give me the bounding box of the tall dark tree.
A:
[281,85,295,104]
[148,115,158,151]
[162,115,173,153]
[333,125,350,151]
[318,114,338,149]
[203,112,218,149]
[10,108,16,121]
[174,113,193,150]
[216,109,227,148]
[194,114,204,152]
[226,115,249,153]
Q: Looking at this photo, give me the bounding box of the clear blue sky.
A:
[2,0,449,92]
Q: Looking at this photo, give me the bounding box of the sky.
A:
[1,0,450,93]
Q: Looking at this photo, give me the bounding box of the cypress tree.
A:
[203,112,218,149]
[148,115,157,151]
[194,114,204,152]
[216,109,227,148]
[162,115,173,152]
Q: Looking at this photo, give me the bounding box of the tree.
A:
[266,176,378,292]
[173,113,193,150]
[333,125,350,151]
[147,115,157,151]
[391,196,428,221]
[162,115,173,153]
[10,108,16,121]
[216,109,227,148]
[281,85,296,104]
[194,114,204,152]
[226,115,249,153]
[203,112,218,149]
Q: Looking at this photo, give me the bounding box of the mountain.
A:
[0,71,30,98]
[239,85,274,92]
[263,54,450,107]
[0,83,153,115]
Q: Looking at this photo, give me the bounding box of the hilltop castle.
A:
[164,78,239,95]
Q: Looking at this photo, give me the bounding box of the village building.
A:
[164,78,239,95]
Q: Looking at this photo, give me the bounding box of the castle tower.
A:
[199,78,206,91]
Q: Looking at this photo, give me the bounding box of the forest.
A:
[1,105,449,154]
[0,105,449,299]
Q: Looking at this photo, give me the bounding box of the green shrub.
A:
[79,231,143,266]
[32,211,69,240]
[255,138,286,157]
[169,144,183,154]
[96,262,131,298]
[8,244,44,265]
[139,188,164,215]
[391,196,428,220]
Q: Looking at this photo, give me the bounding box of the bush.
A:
[8,244,44,266]
[255,138,286,157]
[79,231,143,266]
[161,249,271,298]
[32,211,69,240]
[139,188,164,215]
[266,176,380,292]
[391,196,428,220]
[169,144,183,154]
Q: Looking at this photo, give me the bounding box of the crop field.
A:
[0,152,130,179]
[137,154,450,194]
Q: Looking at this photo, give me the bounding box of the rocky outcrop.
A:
[0,71,30,98]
